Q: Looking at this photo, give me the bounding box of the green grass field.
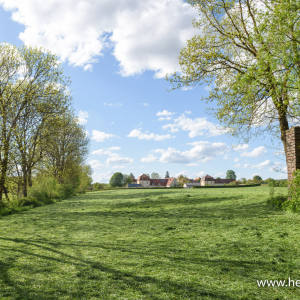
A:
[1,186,300,299]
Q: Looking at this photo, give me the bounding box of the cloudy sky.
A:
[0,0,287,182]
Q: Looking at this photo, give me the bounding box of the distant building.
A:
[127,183,142,188]
[200,175,234,186]
[183,182,200,189]
[127,174,179,188]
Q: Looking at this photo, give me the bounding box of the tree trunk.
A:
[28,168,33,187]
[0,139,10,206]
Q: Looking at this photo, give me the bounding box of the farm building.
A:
[128,174,179,188]
[201,175,235,186]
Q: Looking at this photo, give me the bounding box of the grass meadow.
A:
[1,186,300,299]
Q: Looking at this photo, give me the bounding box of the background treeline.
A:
[0,44,92,214]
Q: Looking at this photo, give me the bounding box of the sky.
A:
[0,0,287,183]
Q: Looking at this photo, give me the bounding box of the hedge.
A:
[193,184,261,189]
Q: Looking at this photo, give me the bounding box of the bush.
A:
[281,170,300,212]
[267,195,287,209]
[227,180,241,186]
[29,176,75,202]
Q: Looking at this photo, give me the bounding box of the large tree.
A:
[109,172,124,188]
[40,113,90,184]
[0,44,70,203]
[167,0,300,174]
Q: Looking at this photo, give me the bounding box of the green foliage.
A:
[165,171,170,178]
[253,175,262,182]
[123,174,133,185]
[177,175,189,187]
[151,172,160,179]
[167,0,300,156]
[226,170,236,180]
[240,178,247,184]
[109,172,124,188]
[216,177,221,179]
[29,176,75,202]
[227,180,241,186]
[282,170,300,212]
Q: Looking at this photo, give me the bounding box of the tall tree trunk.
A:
[22,169,28,198]
[28,167,32,187]
[0,139,10,206]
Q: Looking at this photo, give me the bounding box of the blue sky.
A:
[0,0,287,182]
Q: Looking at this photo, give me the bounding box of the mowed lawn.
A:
[1,186,300,299]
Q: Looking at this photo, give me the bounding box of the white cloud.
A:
[157,110,175,117]
[106,154,133,164]
[92,147,121,155]
[240,146,267,158]
[107,147,121,151]
[181,86,193,91]
[142,103,149,106]
[176,171,205,179]
[242,160,282,170]
[153,141,229,164]
[92,130,117,142]
[158,117,172,121]
[234,164,242,168]
[187,163,198,166]
[112,166,125,169]
[127,129,175,141]
[234,158,239,162]
[232,144,250,151]
[104,103,122,106]
[1,0,198,77]
[77,110,89,124]
[163,114,227,137]
[88,160,104,169]
[141,154,159,163]
[185,111,191,114]
[214,172,226,178]
[93,171,114,183]
[224,154,230,160]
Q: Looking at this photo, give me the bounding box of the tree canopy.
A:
[226,170,236,180]
[167,0,300,167]
[165,171,170,178]
[151,172,160,179]
[109,172,124,188]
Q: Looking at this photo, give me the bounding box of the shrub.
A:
[29,176,75,202]
[282,170,300,212]
[267,195,287,209]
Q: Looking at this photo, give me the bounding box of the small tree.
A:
[226,170,236,180]
[123,174,133,185]
[151,172,160,179]
[165,171,170,178]
[109,172,124,188]
[177,175,189,187]
[129,173,135,179]
[216,177,221,179]
[241,178,247,184]
[253,175,262,183]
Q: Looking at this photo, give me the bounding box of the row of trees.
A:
[0,44,91,206]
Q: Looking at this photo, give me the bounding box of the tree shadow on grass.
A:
[58,195,284,222]
[0,236,240,300]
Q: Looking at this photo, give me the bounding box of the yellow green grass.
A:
[1,186,299,299]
